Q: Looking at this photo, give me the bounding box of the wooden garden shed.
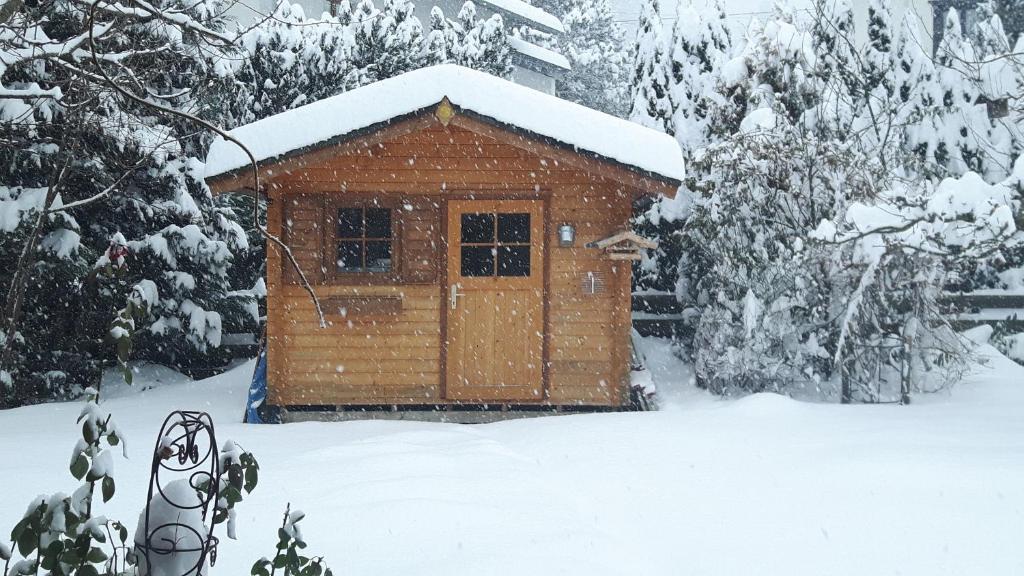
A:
[204,65,684,415]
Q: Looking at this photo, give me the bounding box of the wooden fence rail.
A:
[631,293,1024,338]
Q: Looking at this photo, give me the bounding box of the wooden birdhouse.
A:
[586,230,658,261]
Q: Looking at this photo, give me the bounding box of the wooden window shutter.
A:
[400,197,439,284]
[281,194,326,285]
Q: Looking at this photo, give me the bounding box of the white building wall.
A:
[511,65,557,94]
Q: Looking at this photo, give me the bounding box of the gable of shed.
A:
[209,108,678,197]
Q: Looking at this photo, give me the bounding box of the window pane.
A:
[336,241,362,272]
[365,208,391,239]
[461,246,495,277]
[497,246,530,277]
[365,241,392,272]
[461,213,494,244]
[337,208,363,239]
[498,213,530,243]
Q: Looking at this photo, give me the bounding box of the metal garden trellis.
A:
[135,411,221,576]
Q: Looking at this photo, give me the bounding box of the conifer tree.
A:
[529,0,631,117]
[811,0,857,103]
[668,0,731,154]
[0,0,258,405]
[634,0,731,293]
[454,2,515,78]
[424,6,460,66]
[629,0,673,133]
[351,0,426,82]
[934,8,985,176]
[862,0,896,105]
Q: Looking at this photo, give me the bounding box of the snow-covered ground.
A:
[2,340,1023,575]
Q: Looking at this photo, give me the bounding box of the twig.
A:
[47,162,143,213]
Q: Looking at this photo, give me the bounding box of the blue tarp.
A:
[245,347,268,424]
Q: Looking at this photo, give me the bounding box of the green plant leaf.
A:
[16,524,37,556]
[101,476,115,503]
[116,337,130,363]
[11,516,29,542]
[70,454,89,480]
[251,559,271,576]
[82,421,96,444]
[243,464,259,493]
[272,555,288,569]
[213,508,227,525]
[76,563,99,576]
[40,549,57,572]
[107,432,119,446]
[61,547,81,565]
[223,486,242,505]
[86,547,107,563]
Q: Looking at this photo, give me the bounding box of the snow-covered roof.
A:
[477,0,564,35]
[204,65,685,185]
[509,37,571,72]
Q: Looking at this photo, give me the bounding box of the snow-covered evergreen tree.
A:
[351,0,426,82]
[708,7,817,139]
[810,0,857,118]
[424,6,461,65]
[0,0,258,406]
[633,0,731,293]
[453,2,515,77]
[863,0,895,97]
[938,10,984,171]
[529,0,631,117]
[629,0,673,133]
[687,123,864,396]
[674,0,1020,401]
[668,0,732,154]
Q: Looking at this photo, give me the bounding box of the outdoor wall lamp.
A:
[558,224,576,247]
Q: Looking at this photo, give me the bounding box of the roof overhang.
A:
[204,66,684,196]
[475,0,564,35]
[206,102,681,198]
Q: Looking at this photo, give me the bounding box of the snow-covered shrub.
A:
[1,390,260,576]
[685,119,873,396]
[627,0,1024,400]
[2,389,127,576]
[815,171,1017,402]
[250,507,334,576]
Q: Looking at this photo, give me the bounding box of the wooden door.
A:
[445,199,545,401]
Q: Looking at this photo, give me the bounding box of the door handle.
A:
[450,284,464,310]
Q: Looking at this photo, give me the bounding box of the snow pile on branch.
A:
[815,171,1018,258]
[205,64,684,184]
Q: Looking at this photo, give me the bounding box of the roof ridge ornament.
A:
[435,97,456,126]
